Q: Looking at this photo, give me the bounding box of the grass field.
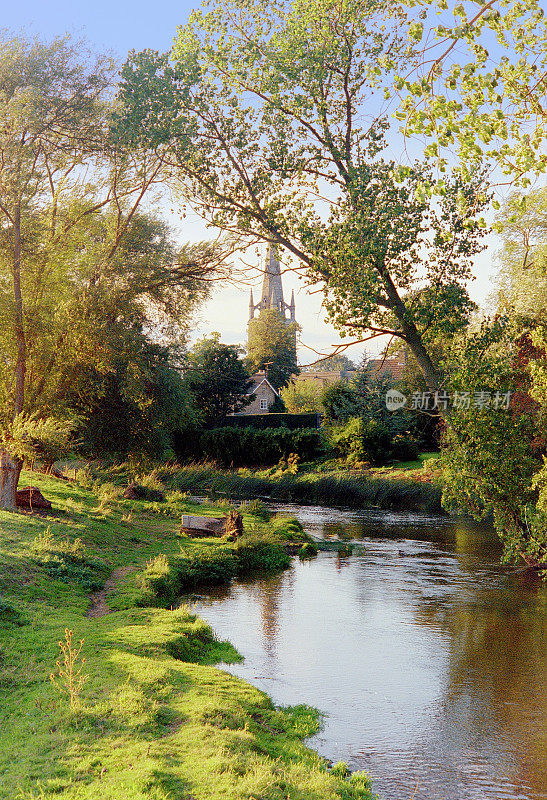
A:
[0,471,375,800]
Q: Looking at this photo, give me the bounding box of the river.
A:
[189,506,547,800]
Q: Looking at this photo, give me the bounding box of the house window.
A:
[260,398,268,410]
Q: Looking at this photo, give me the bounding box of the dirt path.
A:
[87,566,134,618]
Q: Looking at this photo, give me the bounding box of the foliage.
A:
[301,354,356,373]
[50,629,88,711]
[0,35,226,504]
[281,380,324,413]
[0,414,75,466]
[268,394,287,413]
[321,368,426,458]
[176,426,325,467]
[328,417,392,466]
[496,188,547,323]
[247,309,299,390]
[394,0,547,185]
[322,380,361,423]
[441,320,546,568]
[182,334,253,427]
[117,1,488,392]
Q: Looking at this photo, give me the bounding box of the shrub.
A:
[178,426,325,467]
[391,433,420,462]
[328,417,416,465]
[235,537,290,574]
[299,541,318,559]
[270,515,308,542]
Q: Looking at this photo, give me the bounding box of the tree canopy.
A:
[116,0,489,393]
[0,35,230,507]
[246,309,299,390]
[182,333,253,426]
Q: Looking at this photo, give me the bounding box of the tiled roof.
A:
[365,359,406,380]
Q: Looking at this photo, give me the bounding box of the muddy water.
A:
[190,507,547,800]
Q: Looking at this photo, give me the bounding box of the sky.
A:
[3,0,504,366]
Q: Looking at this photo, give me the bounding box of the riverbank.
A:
[88,459,443,514]
[0,471,375,800]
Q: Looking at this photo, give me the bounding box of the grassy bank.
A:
[0,471,375,800]
[157,462,443,513]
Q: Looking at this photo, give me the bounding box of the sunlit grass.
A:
[0,470,375,800]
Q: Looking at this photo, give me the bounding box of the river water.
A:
[190,506,547,800]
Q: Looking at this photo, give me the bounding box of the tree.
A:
[280,380,323,413]
[440,189,547,570]
[322,380,361,423]
[247,309,299,390]
[441,320,546,569]
[183,334,253,427]
[0,35,233,508]
[0,35,114,508]
[301,354,355,372]
[394,0,547,186]
[495,188,547,321]
[116,0,487,397]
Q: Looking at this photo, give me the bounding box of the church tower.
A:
[247,243,298,390]
[249,243,296,323]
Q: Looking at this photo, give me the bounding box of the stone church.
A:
[237,244,297,415]
[248,243,296,327]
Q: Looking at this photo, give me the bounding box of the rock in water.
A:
[16,487,52,510]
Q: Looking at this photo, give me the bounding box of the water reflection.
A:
[190,508,547,800]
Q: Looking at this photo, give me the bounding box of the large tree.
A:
[441,191,547,570]
[116,0,487,396]
[0,35,230,508]
[0,35,115,508]
[182,333,253,426]
[247,309,299,389]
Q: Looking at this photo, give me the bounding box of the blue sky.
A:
[3,1,503,365]
[2,1,194,58]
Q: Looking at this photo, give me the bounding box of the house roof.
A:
[247,373,280,397]
[365,358,406,380]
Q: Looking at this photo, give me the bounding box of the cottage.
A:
[235,370,280,415]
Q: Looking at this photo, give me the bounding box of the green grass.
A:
[157,463,443,512]
[0,471,375,800]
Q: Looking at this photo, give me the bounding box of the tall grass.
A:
[163,464,443,513]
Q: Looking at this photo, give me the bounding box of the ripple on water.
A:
[189,506,547,800]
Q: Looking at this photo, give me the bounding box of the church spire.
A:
[260,243,285,314]
[248,242,295,322]
[289,289,295,322]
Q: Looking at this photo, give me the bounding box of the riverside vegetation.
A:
[0,469,375,800]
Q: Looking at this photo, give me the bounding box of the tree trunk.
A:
[0,450,22,511]
[12,201,26,416]
[380,265,444,392]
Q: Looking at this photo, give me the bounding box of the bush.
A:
[177,426,325,467]
[391,433,420,462]
[328,418,420,466]
[299,541,318,559]
[137,536,293,605]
